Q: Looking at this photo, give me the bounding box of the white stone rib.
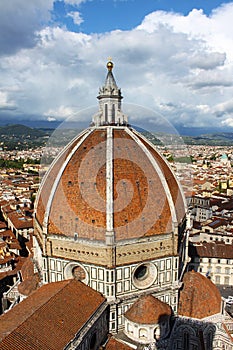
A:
[42,128,93,232]
[125,127,178,224]
[35,128,90,213]
[106,126,114,234]
[133,128,187,213]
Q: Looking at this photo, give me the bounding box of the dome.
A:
[35,61,186,245]
[178,270,222,319]
[35,125,186,242]
[125,294,171,324]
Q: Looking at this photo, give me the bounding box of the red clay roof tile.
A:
[0,279,106,350]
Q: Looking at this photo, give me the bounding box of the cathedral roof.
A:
[35,127,186,242]
[105,337,133,350]
[178,270,222,319]
[125,294,171,324]
[35,62,186,244]
[0,279,105,350]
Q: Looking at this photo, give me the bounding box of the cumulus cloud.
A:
[44,105,78,119]
[213,100,233,117]
[1,1,233,132]
[0,0,53,56]
[0,91,16,110]
[67,11,84,25]
[221,117,233,127]
[137,3,233,61]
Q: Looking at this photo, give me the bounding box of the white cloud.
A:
[213,100,233,117]
[221,117,233,127]
[0,91,16,110]
[64,0,88,5]
[67,11,84,25]
[0,0,53,55]
[137,3,233,61]
[47,116,57,122]
[1,2,233,133]
[44,105,78,119]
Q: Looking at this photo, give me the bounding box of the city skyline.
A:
[1,1,233,134]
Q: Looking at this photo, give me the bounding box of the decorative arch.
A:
[64,261,89,284]
[139,327,148,339]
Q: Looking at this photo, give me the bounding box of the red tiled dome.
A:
[35,126,186,242]
[125,294,171,324]
[178,270,222,319]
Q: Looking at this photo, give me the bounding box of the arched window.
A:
[112,104,115,123]
[105,104,108,123]
[139,328,148,339]
[154,326,160,340]
[183,331,189,350]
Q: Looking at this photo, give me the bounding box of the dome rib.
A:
[125,127,178,225]
[133,128,187,218]
[106,126,114,241]
[42,129,93,231]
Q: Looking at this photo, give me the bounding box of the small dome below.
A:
[125,294,171,324]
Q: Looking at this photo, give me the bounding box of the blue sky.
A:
[1,0,233,133]
[53,0,232,33]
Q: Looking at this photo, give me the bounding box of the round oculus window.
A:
[72,266,86,281]
[64,262,89,284]
[133,263,157,289]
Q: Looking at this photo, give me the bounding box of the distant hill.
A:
[0,124,53,150]
[183,133,233,146]
[0,124,233,150]
[0,124,47,137]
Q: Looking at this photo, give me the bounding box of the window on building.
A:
[224,276,230,285]
[183,332,190,350]
[215,276,220,284]
[216,266,221,274]
[89,332,97,350]
[139,328,148,339]
[225,267,230,275]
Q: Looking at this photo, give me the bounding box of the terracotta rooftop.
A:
[0,221,7,230]
[7,211,33,230]
[189,242,233,259]
[17,257,40,296]
[125,294,171,324]
[105,337,133,350]
[0,279,106,350]
[178,270,221,319]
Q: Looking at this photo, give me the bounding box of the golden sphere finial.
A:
[107,57,113,71]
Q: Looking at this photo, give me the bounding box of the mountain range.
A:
[1,124,233,149]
